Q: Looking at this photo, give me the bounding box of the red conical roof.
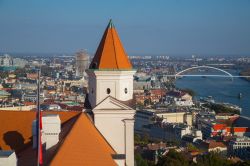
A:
[89,20,132,70]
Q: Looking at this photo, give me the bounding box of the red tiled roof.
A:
[208,140,226,149]
[50,113,116,166]
[0,111,80,151]
[226,127,250,133]
[89,20,132,70]
[17,113,80,166]
[23,101,36,106]
[212,124,227,131]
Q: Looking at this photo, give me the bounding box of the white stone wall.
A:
[0,151,17,166]
[87,70,136,108]
[184,114,193,126]
[93,97,135,166]
[32,114,61,150]
[94,110,135,155]
[156,112,186,123]
[124,119,135,166]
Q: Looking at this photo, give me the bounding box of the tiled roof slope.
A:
[0,111,80,151]
[50,113,116,166]
[17,113,80,166]
[89,20,132,70]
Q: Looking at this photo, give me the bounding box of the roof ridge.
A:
[110,27,119,68]
[89,20,132,70]
[97,25,109,69]
[50,113,116,166]
[93,95,133,111]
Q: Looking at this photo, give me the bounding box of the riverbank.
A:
[240,68,250,81]
[175,69,250,117]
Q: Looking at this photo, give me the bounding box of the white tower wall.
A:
[87,70,136,108]
[94,105,135,166]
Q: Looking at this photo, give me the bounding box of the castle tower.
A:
[87,20,136,108]
[87,20,136,166]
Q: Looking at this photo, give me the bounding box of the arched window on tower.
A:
[106,88,111,94]
[124,88,128,94]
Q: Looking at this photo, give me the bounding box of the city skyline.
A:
[0,0,250,56]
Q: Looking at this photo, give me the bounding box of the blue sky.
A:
[0,0,250,56]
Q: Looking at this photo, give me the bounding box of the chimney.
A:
[0,150,17,166]
[32,114,61,150]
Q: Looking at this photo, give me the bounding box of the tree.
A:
[135,134,141,145]
[141,133,150,144]
[135,153,148,166]
[157,149,190,166]
[14,68,27,77]
[181,88,196,96]
[234,160,250,166]
[196,152,233,166]
[0,71,8,79]
[187,143,199,151]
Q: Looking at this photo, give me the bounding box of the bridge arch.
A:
[175,65,233,78]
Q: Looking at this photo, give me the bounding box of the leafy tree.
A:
[196,152,233,166]
[204,103,240,115]
[234,160,250,166]
[135,134,141,144]
[14,68,27,77]
[181,88,196,96]
[144,99,151,106]
[187,143,199,151]
[157,149,190,166]
[141,133,150,144]
[0,71,8,79]
[135,153,148,166]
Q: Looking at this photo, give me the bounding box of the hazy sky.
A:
[0,0,250,56]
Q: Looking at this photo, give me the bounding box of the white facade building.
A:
[229,136,250,160]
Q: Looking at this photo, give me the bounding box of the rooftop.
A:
[0,150,14,157]
[0,111,117,165]
[89,20,132,70]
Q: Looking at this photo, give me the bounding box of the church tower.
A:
[87,20,136,108]
[87,20,136,166]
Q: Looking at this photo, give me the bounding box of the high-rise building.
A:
[75,50,89,78]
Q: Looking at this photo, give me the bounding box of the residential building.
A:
[156,111,192,126]
[166,91,193,106]
[228,136,250,160]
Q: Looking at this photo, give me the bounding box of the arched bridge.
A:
[175,65,233,78]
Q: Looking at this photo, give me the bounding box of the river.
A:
[175,69,250,117]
